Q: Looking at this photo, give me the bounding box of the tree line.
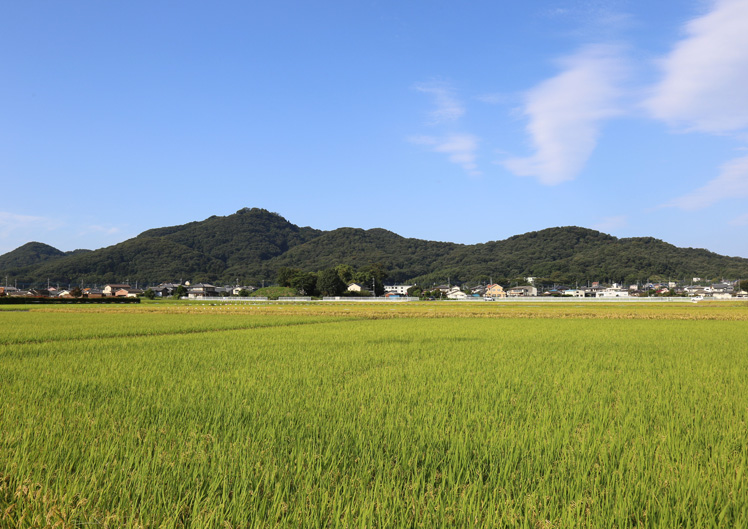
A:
[276,263,389,297]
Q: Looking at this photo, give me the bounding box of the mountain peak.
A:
[2,212,747,286]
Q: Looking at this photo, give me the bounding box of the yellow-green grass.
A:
[1,304,747,527]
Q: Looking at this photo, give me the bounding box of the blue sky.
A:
[3,0,748,258]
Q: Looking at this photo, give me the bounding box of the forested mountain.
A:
[137,207,321,267]
[2,207,748,287]
[0,242,90,271]
[270,228,460,282]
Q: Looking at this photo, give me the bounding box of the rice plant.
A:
[1,304,747,527]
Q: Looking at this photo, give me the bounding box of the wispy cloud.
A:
[648,1,748,213]
[80,225,122,236]
[409,134,481,175]
[0,211,61,239]
[592,214,627,232]
[413,82,465,124]
[729,212,748,226]
[541,1,633,39]
[503,44,628,185]
[475,93,510,105]
[664,154,748,210]
[645,0,748,134]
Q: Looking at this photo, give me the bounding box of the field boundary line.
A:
[0,316,371,348]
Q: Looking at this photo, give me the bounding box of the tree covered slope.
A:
[2,208,747,286]
[0,242,90,271]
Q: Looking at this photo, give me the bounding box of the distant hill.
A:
[0,241,90,271]
[2,207,748,287]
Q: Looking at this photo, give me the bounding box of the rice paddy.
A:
[1,301,747,527]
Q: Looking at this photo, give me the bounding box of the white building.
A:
[384,285,413,295]
[446,286,468,299]
[596,288,630,298]
[713,292,733,300]
[506,285,538,297]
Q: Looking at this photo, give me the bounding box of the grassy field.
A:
[1,301,747,527]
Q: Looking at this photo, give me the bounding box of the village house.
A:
[596,288,630,298]
[187,283,218,299]
[150,283,182,297]
[713,292,734,300]
[683,285,710,297]
[711,283,733,294]
[114,288,143,298]
[103,284,131,296]
[446,286,468,300]
[470,285,487,296]
[347,282,365,293]
[384,285,413,295]
[231,285,256,296]
[484,284,506,299]
[506,285,538,297]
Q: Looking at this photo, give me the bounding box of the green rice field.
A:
[2,302,748,527]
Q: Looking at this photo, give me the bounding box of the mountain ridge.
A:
[2,208,747,286]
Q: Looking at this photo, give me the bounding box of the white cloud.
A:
[646,0,748,134]
[592,215,627,232]
[413,82,465,124]
[503,44,628,185]
[0,211,61,239]
[729,212,748,226]
[410,134,481,175]
[80,225,121,236]
[665,154,748,210]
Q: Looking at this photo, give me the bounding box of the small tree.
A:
[70,287,83,298]
[173,285,188,299]
[143,288,156,300]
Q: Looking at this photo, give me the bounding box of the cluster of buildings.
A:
[150,283,257,299]
[3,278,746,301]
[0,282,256,299]
[378,279,748,300]
[0,284,144,298]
